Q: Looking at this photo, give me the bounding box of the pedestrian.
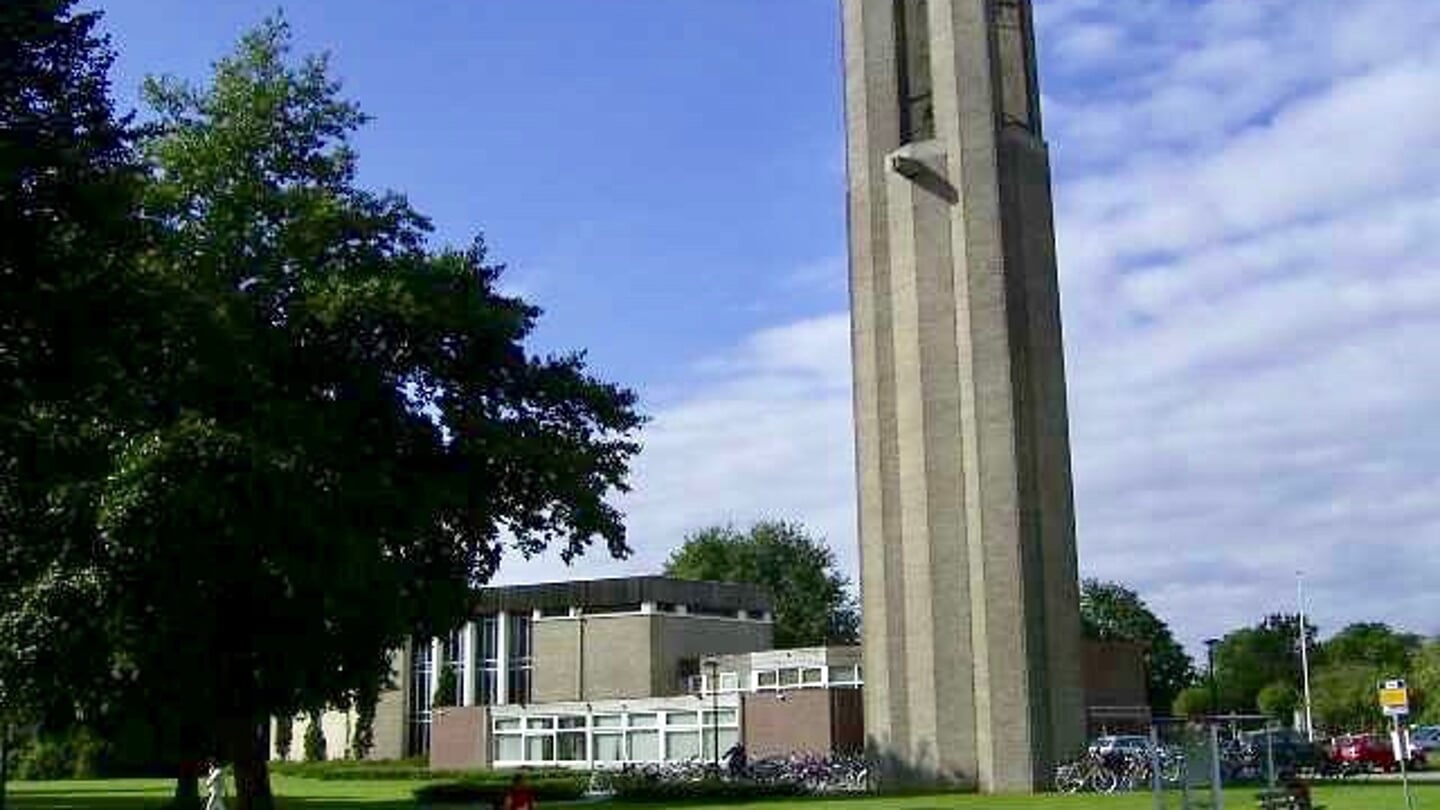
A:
[203,759,228,810]
[501,771,537,810]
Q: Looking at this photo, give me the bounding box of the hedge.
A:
[413,775,587,805]
[609,775,808,802]
[271,758,577,784]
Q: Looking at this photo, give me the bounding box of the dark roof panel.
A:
[472,576,773,614]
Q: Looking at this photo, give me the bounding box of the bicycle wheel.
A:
[1087,765,1119,794]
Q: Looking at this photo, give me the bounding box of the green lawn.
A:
[5,778,1436,809]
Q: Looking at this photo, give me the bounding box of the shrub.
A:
[413,774,587,805]
[270,759,577,782]
[351,690,376,760]
[302,711,326,762]
[15,737,74,781]
[432,667,458,708]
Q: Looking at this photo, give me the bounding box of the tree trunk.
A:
[173,759,201,810]
[226,722,275,810]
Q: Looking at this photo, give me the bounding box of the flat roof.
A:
[472,575,773,614]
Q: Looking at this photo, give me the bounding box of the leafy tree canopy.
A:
[1317,622,1421,675]
[1212,613,1316,712]
[1079,579,1194,714]
[664,521,859,648]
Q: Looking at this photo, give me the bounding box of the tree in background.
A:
[1317,622,1421,675]
[301,712,326,763]
[1412,641,1439,725]
[349,683,378,761]
[1311,663,1384,733]
[4,13,642,810]
[1257,681,1301,726]
[432,667,459,709]
[665,521,859,647]
[1079,579,1194,714]
[1172,686,1214,719]
[1212,614,1316,711]
[272,718,292,762]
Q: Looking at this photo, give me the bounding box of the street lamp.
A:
[1205,638,1220,716]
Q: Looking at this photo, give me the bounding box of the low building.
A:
[273,575,1151,767]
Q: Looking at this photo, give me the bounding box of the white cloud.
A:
[501,0,1440,659]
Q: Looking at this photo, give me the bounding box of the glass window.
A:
[756,670,778,688]
[478,615,500,705]
[802,667,824,685]
[525,735,555,762]
[557,716,587,729]
[628,713,657,728]
[778,668,800,687]
[594,733,624,762]
[526,718,554,730]
[495,734,523,761]
[704,709,737,726]
[702,729,740,761]
[627,730,660,761]
[592,714,623,729]
[719,672,739,691]
[494,718,522,731]
[507,614,533,703]
[828,665,856,684]
[557,731,587,761]
[666,730,701,761]
[666,712,699,726]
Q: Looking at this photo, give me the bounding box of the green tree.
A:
[432,667,458,709]
[1257,681,1301,725]
[349,681,378,761]
[1213,614,1316,711]
[1172,686,1214,719]
[1412,641,1440,725]
[664,521,859,647]
[272,718,292,761]
[1079,579,1194,714]
[1318,623,1421,675]
[1311,663,1384,733]
[6,15,641,810]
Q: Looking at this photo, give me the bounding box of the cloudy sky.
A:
[97,1,1440,654]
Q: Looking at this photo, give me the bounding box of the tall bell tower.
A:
[842,0,1085,792]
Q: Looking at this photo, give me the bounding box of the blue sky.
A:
[91,1,1440,653]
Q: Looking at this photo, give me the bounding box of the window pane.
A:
[666,730,701,761]
[527,718,554,730]
[557,716,587,729]
[702,728,740,761]
[666,712,698,726]
[719,672,739,691]
[704,709,737,726]
[628,730,660,761]
[557,732,587,761]
[756,670,778,687]
[628,713,657,728]
[593,714,623,729]
[525,735,555,762]
[594,733,624,762]
[495,735,523,761]
[778,668,800,687]
[494,718,522,731]
[828,665,855,684]
[802,668,824,685]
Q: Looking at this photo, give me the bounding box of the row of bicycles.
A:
[1054,747,1186,793]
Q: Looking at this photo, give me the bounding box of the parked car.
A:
[1239,728,1326,776]
[1331,733,1427,773]
[1409,726,1440,763]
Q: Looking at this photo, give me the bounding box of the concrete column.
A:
[495,611,510,706]
[461,621,477,707]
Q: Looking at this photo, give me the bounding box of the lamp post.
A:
[1205,638,1221,716]
[1297,572,1315,741]
[704,658,720,771]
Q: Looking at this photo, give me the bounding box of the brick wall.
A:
[430,706,489,770]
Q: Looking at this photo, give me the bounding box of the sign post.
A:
[1378,679,1415,810]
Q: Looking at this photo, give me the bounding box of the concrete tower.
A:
[842,0,1084,792]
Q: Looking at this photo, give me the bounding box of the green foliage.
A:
[1172,685,1214,718]
[268,759,577,782]
[608,775,808,802]
[10,728,110,780]
[1318,622,1420,675]
[1213,614,1316,711]
[412,774,587,804]
[273,717,293,761]
[301,712,326,763]
[1311,662,1384,733]
[1256,681,1300,724]
[349,685,377,761]
[431,667,458,709]
[1413,641,1440,725]
[664,521,859,647]
[1079,579,1195,714]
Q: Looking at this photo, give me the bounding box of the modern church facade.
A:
[273,575,1146,771]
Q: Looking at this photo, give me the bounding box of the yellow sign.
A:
[1379,679,1409,716]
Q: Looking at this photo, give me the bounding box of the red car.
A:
[1330,733,1426,773]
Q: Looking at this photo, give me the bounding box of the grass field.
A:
[6,778,1437,809]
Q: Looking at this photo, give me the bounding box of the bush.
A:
[413,774,587,805]
[270,759,577,782]
[11,729,112,780]
[273,717,293,761]
[432,667,458,708]
[608,775,807,802]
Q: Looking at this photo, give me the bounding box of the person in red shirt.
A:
[502,772,537,810]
